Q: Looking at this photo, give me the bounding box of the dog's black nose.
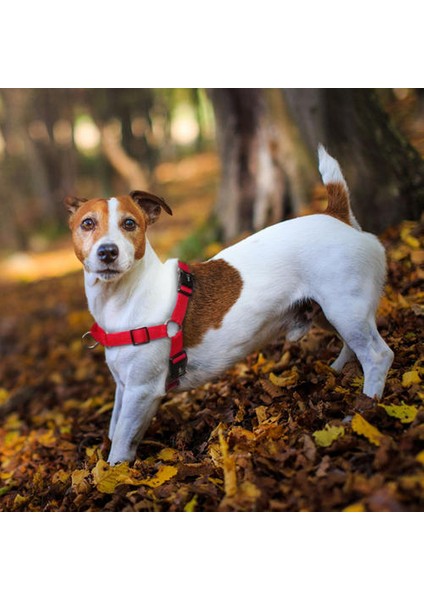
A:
[97,243,119,264]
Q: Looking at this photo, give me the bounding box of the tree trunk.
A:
[284,89,424,232]
[209,89,286,241]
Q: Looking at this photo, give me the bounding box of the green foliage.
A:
[174,213,221,262]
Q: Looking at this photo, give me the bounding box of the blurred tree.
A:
[210,88,424,240]
[284,88,424,232]
[0,88,204,251]
[209,89,287,241]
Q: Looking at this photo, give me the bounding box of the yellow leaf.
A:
[251,353,268,374]
[343,502,366,512]
[13,494,28,509]
[157,447,179,462]
[184,495,198,512]
[37,429,56,448]
[137,465,178,488]
[71,469,90,492]
[313,424,345,447]
[255,405,268,424]
[397,293,410,308]
[0,388,9,406]
[238,480,261,500]
[269,367,299,388]
[400,229,420,249]
[378,402,418,424]
[52,470,70,484]
[411,249,424,264]
[218,426,237,497]
[416,450,424,465]
[351,413,385,446]
[91,460,136,493]
[402,370,422,388]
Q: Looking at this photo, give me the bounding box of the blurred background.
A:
[0,88,423,281]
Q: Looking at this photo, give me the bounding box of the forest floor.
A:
[0,155,423,511]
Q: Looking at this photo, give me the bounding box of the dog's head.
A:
[64,191,172,282]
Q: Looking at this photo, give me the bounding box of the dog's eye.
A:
[122,218,137,231]
[81,218,95,231]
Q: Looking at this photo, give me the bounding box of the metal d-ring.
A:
[81,331,100,350]
[165,319,181,339]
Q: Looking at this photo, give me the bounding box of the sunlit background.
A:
[0,89,217,281]
[0,88,423,282]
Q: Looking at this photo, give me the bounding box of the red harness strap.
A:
[84,261,193,391]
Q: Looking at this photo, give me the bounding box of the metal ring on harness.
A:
[81,331,100,350]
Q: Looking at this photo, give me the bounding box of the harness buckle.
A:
[130,327,150,345]
[178,268,194,296]
[168,351,188,382]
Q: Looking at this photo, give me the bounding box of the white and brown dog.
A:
[65,146,393,464]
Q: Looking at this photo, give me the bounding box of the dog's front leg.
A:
[107,384,163,465]
[108,380,124,441]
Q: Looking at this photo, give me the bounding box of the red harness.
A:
[82,261,193,391]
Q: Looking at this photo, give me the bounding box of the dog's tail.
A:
[317,144,361,230]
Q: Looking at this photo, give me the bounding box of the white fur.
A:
[78,154,393,464]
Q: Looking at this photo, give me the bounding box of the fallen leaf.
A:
[313,424,345,447]
[71,468,90,493]
[251,353,267,374]
[238,480,261,500]
[52,470,70,484]
[343,502,366,512]
[0,388,9,406]
[378,402,418,424]
[400,228,420,249]
[92,460,145,493]
[255,406,268,424]
[351,413,385,447]
[269,367,299,388]
[218,426,237,497]
[184,495,197,512]
[402,370,421,388]
[137,465,178,488]
[37,429,57,448]
[157,447,179,462]
[415,450,424,465]
[13,494,28,509]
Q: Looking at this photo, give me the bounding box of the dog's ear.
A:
[64,195,89,215]
[130,190,173,225]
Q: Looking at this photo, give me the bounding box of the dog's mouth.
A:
[96,268,122,281]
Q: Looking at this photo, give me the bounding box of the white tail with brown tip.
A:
[318,144,361,230]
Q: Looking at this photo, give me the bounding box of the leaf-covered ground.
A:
[0,219,423,511]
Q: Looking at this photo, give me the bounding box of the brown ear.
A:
[129,190,173,225]
[64,195,88,215]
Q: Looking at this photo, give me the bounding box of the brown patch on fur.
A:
[183,259,243,348]
[69,198,109,263]
[324,182,351,225]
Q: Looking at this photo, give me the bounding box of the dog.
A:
[65,145,394,464]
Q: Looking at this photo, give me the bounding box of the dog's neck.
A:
[84,239,176,332]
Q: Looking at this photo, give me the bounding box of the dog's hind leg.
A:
[320,301,393,398]
[331,342,355,373]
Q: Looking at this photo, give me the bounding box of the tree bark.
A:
[209,89,286,241]
[284,89,424,232]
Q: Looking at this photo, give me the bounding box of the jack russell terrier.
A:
[65,145,393,464]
